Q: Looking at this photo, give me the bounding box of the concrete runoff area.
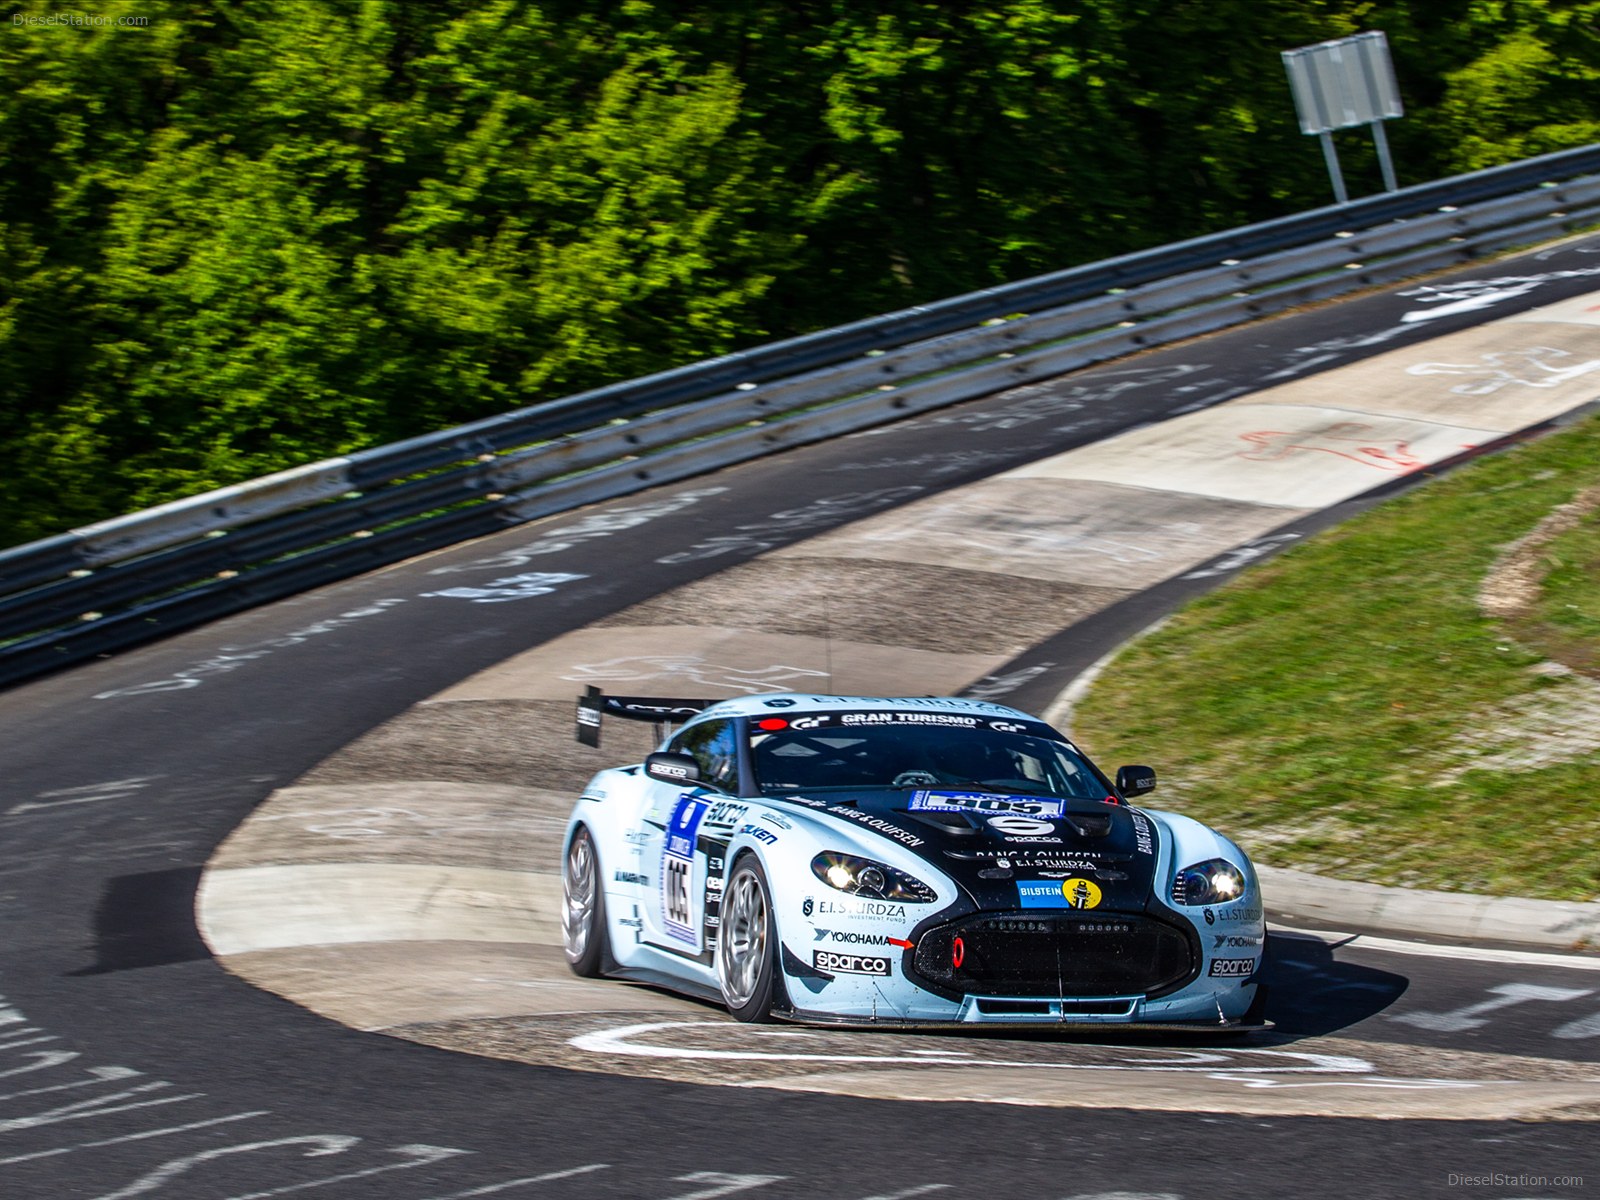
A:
[196,286,1600,1117]
[777,478,1311,588]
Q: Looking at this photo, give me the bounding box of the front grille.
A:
[911,911,1196,999]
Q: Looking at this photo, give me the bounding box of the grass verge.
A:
[1072,411,1600,902]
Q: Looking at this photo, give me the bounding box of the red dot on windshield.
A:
[756,718,789,731]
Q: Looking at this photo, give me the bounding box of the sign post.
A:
[1282,31,1404,204]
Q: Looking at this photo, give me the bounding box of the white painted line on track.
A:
[415,1163,611,1199]
[1274,925,1600,970]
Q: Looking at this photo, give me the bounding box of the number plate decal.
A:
[662,795,711,945]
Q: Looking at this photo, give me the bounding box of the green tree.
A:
[3,0,1598,548]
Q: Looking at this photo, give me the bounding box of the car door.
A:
[639,719,743,958]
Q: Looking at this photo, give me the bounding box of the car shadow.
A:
[68,866,213,975]
[1255,927,1409,1037]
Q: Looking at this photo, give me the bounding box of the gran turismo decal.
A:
[1018,878,1103,910]
[840,711,981,728]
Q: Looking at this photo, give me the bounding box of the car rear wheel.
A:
[717,856,782,1022]
[562,826,608,977]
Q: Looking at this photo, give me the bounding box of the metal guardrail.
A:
[5,143,1600,688]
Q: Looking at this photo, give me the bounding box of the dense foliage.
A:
[3,0,1597,546]
[1071,411,1600,901]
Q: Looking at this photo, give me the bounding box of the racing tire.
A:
[562,825,609,977]
[717,855,784,1022]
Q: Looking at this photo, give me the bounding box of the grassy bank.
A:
[1072,411,1600,902]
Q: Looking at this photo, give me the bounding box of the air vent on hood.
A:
[1062,812,1112,838]
[903,810,979,836]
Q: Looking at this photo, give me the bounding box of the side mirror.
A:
[1115,765,1157,797]
[644,751,702,785]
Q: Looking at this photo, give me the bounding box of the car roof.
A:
[694,692,1040,724]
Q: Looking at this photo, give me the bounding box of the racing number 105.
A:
[665,857,693,929]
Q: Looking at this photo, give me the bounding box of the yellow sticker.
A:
[1061,877,1102,909]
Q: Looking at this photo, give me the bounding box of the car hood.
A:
[789,787,1163,913]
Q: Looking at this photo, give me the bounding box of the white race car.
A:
[562,690,1265,1028]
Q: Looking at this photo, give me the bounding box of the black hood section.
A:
[804,788,1162,913]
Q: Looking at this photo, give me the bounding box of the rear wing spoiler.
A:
[575,685,715,748]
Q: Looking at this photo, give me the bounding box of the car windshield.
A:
[748,714,1111,800]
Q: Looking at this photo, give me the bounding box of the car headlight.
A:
[811,853,937,903]
[1172,858,1247,907]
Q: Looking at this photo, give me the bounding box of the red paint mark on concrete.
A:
[1239,422,1424,472]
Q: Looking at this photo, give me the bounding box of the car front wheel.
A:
[562,826,608,977]
[717,856,783,1022]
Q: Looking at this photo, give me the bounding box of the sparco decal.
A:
[1129,810,1154,855]
[815,951,892,976]
[704,801,747,827]
[1209,957,1256,977]
[826,805,925,847]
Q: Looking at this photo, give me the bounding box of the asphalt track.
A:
[5,239,1600,1198]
